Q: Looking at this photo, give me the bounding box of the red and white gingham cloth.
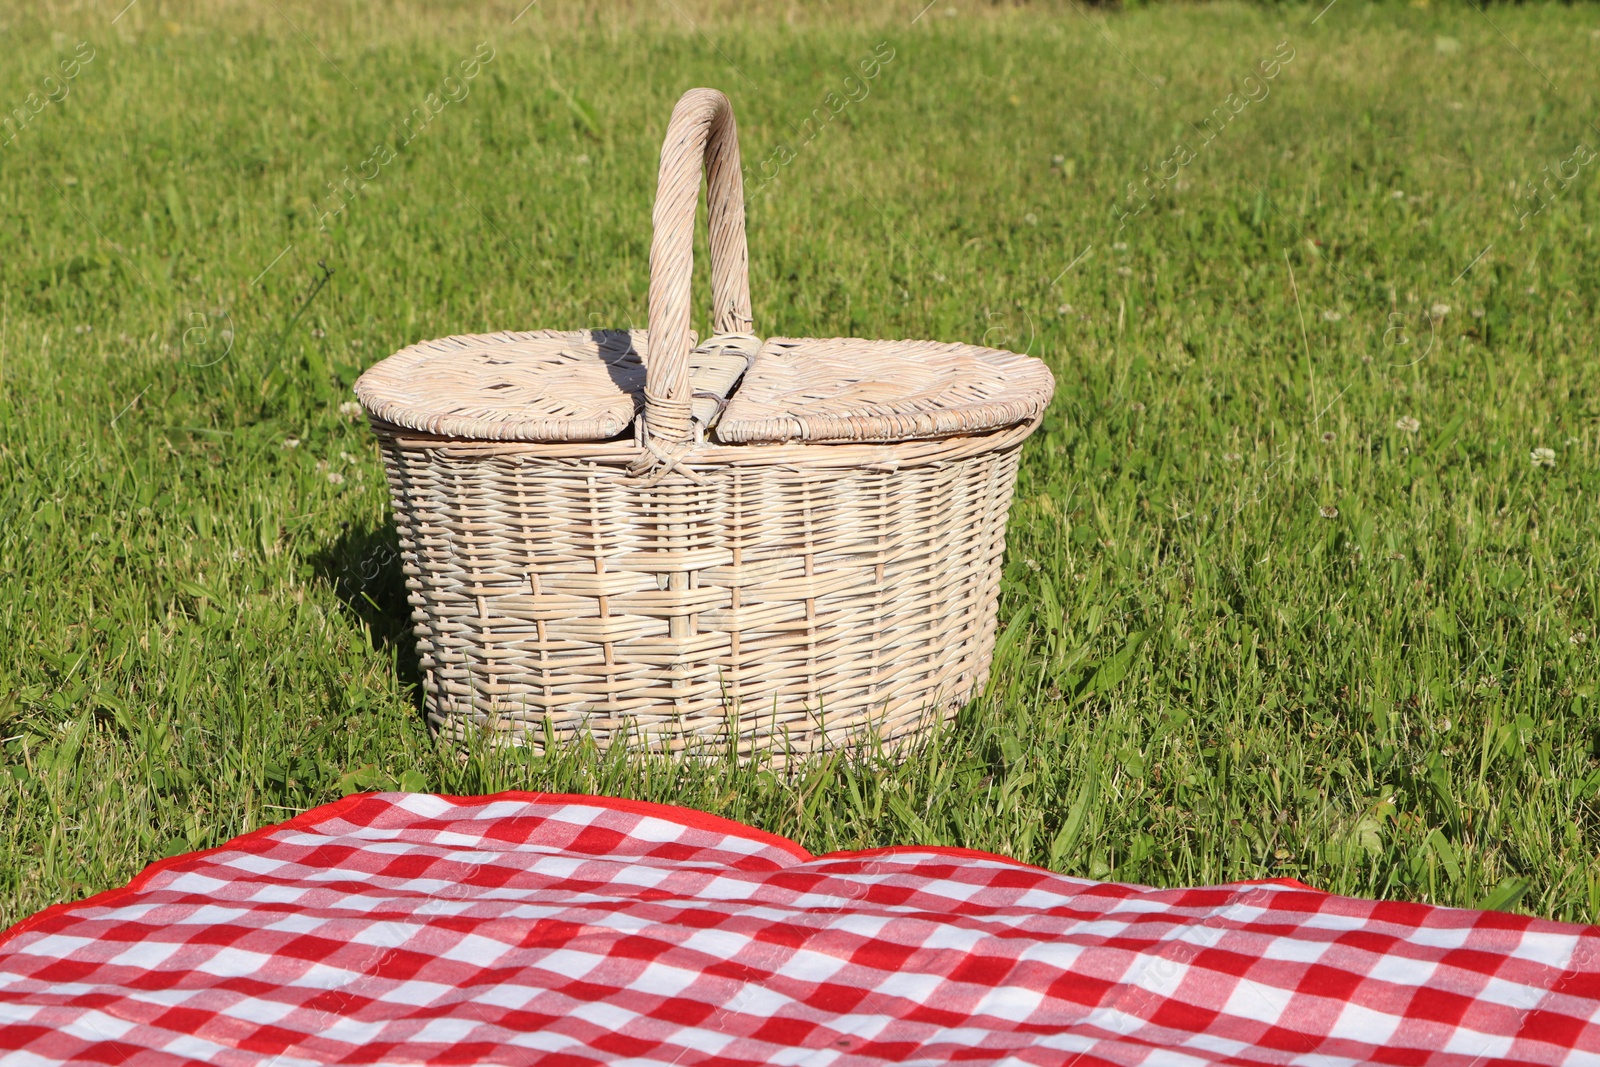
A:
[2,792,1597,1065]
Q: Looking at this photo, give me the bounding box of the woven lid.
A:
[355,330,656,442]
[714,337,1053,444]
[352,328,762,443]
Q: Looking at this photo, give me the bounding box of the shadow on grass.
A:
[309,520,426,708]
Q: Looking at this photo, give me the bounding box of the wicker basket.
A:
[355,88,1053,759]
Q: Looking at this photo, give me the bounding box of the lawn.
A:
[2,0,1598,930]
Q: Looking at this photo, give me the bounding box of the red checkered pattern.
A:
[1,792,1597,1065]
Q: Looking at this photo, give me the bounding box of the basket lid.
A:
[354,330,1052,446]
[713,336,1054,444]
[355,329,657,442]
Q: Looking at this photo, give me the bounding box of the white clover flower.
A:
[1322,310,1342,322]
[339,401,363,417]
[1319,505,1339,519]
[1530,447,1556,467]
[327,471,346,485]
[1395,416,1421,433]
[1429,303,1450,318]
[283,437,301,450]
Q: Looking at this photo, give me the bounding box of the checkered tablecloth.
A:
[2,792,1597,1065]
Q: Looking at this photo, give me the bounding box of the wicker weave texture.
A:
[357,88,1052,758]
[716,336,1054,444]
[355,330,650,443]
[374,424,1030,757]
[643,88,752,456]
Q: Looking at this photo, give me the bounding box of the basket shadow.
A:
[591,328,648,403]
[310,520,426,710]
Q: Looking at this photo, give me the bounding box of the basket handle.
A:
[643,88,754,449]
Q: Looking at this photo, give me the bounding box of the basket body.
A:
[374,419,1033,758]
[356,89,1053,760]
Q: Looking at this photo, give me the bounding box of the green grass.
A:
[2,0,1599,929]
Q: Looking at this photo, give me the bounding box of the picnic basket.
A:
[354,88,1053,759]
